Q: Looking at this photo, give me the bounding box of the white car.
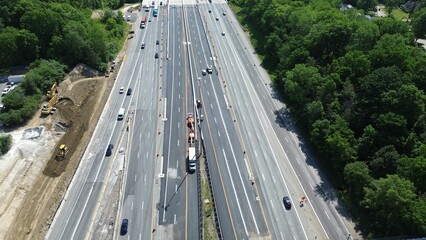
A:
[207,65,213,74]
[202,69,207,75]
[2,87,11,96]
[119,87,124,94]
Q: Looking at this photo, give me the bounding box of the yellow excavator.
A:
[41,94,58,115]
[56,144,68,160]
[46,83,58,99]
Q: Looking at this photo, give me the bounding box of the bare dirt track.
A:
[3,64,117,240]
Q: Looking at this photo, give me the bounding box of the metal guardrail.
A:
[196,140,203,240]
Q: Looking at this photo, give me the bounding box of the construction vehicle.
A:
[187,113,195,144]
[140,16,147,28]
[41,94,58,115]
[56,144,69,160]
[46,83,58,99]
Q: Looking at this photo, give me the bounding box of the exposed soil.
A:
[1,63,119,240]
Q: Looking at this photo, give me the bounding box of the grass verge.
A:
[200,156,218,240]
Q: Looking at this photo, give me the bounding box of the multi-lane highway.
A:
[192,1,355,240]
[46,5,164,240]
[157,3,199,240]
[46,0,358,239]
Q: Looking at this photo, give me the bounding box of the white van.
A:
[118,108,125,120]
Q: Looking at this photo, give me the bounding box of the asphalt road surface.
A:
[196,2,356,240]
[157,4,199,240]
[47,0,357,239]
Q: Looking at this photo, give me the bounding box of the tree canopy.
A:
[0,0,127,71]
[233,0,426,237]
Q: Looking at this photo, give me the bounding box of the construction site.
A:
[0,62,119,239]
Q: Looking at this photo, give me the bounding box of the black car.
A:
[160,1,163,5]
[127,88,132,95]
[120,219,128,235]
[155,53,159,58]
[105,144,113,156]
[283,196,292,210]
[156,40,159,45]
[141,43,145,49]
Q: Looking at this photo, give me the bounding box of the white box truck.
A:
[188,147,196,172]
[118,107,125,120]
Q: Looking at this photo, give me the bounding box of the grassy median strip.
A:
[200,156,218,240]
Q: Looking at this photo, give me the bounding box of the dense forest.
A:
[0,0,130,126]
[231,0,426,237]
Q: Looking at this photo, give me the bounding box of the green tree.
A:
[368,34,413,70]
[0,134,12,155]
[331,50,371,84]
[325,118,357,173]
[362,175,418,236]
[412,7,426,40]
[20,7,62,56]
[0,27,19,68]
[355,66,407,128]
[344,161,372,200]
[281,64,324,111]
[408,198,426,235]
[348,20,380,51]
[398,156,426,193]
[374,112,408,149]
[311,117,357,174]
[1,88,25,109]
[370,145,400,178]
[356,0,378,13]
[303,100,325,127]
[22,59,66,95]
[374,17,412,39]
[357,125,378,161]
[381,84,426,127]
[263,32,283,69]
[305,19,352,64]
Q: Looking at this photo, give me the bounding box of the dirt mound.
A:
[66,63,101,81]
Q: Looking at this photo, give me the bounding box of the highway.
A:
[184,3,271,239]
[118,6,162,240]
[46,0,357,240]
[196,1,355,240]
[157,3,199,240]
[46,6,162,240]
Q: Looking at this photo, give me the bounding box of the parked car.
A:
[2,87,11,96]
